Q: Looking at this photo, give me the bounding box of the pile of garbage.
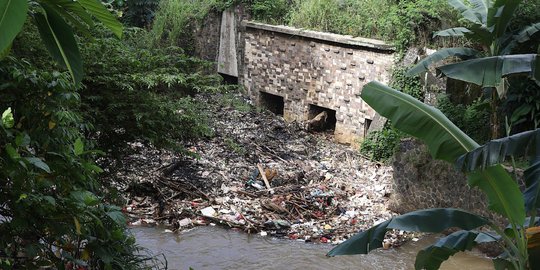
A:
[107,92,410,247]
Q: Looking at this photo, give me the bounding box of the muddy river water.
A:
[132,226,494,270]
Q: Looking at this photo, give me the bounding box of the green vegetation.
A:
[150,0,234,47]
[407,0,540,139]
[287,0,456,52]
[360,126,402,161]
[0,1,162,269]
[0,0,232,268]
[331,81,539,270]
[332,1,540,269]
[437,95,490,144]
[248,0,291,25]
[360,66,423,161]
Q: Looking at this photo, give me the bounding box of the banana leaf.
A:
[455,129,540,211]
[415,230,479,270]
[488,0,522,39]
[456,129,540,171]
[434,27,472,37]
[524,159,540,211]
[437,54,539,88]
[447,0,485,25]
[78,0,123,38]
[327,208,488,256]
[407,48,480,76]
[515,23,540,44]
[0,0,28,53]
[35,5,83,85]
[361,82,525,225]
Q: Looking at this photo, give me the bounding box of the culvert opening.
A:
[307,104,336,132]
[259,91,284,116]
[219,73,238,85]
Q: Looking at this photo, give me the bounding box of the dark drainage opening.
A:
[307,104,336,131]
[219,73,238,85]
[364,118,372,138]
[259,91,284,116]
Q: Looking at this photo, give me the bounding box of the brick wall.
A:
[242,22,395,145]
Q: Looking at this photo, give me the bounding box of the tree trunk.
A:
[490,88,501,139]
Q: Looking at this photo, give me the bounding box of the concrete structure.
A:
[217,8,238,77]
[240,22,395,145]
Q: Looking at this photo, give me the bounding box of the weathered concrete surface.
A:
[242,21,395,145]
[218,8,238,77]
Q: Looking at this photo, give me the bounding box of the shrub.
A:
[149,0,233,47]
[390,65,424,101]
[287,0,459,53]
[78,27,221,154]
[0,56,158,269]
[437,95,490,144]
[360,125,403,161]
[249,0,292,24]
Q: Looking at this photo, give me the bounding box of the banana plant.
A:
[0,0,123,85]
[407,0,540,139]
[408,0,540,86]
[328,81,540,269]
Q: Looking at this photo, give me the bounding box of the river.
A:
[132,226,494,270]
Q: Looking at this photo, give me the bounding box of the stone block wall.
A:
[242,22,395,145]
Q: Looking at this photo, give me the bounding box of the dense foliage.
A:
[80,28,219,153]
[360,126,402,161]
[0,54,158,269]
[335,1,540,269]
[149,0,235,48]
[437,95,491,144]
[287,0,457,52]
[0,0,229,268]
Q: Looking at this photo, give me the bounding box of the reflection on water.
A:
[131,226,494,270]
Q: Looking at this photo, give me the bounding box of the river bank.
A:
[104,90,412,247]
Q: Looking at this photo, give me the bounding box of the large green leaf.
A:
[46,0,95,27]
[524,160,540,211]
[434,27,472,37]
[437,54,539,88]
[415,230,479,270]
[447,0,485,25]
[34,5,83,85]
[456,129,540,171]
[44,1,94,38]
[0,0,28,53]
[361,81,478,162]
[488,0,522,40]
[361,82,525,225]
[467,166,524,224]
[515,23,540,44]
[327,208,488,256]
[407,48,480,76]
[78,0,123,38]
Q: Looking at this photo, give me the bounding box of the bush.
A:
[437,95,490,144]
[360,125,403,161]
[390,65,424,101]
[0,56,158,269]
[78,27,224,154]
[249,0,292,24]
[287,0,459,53]
[149,0,234,47]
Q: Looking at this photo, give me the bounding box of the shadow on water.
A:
[131,226,494,270]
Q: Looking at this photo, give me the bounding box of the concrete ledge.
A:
[242,21,395,51]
